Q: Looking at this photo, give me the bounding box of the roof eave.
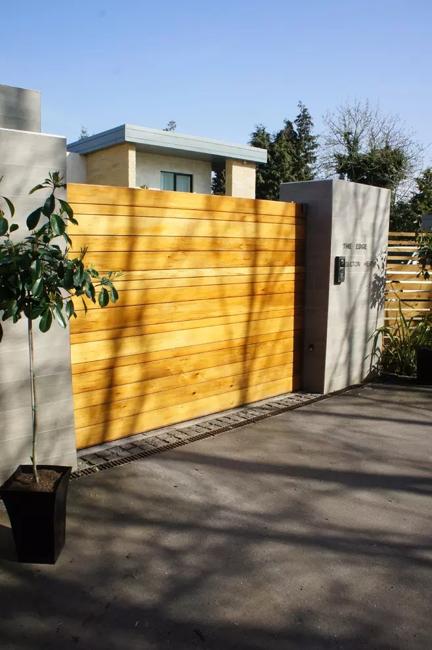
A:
[67,123,267,164]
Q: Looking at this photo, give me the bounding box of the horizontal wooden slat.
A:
[387,264,420,271]
[94,266,303,281]
[75,364,297,431]
[72,295,301,337]
[71,312,301,365]
[69,202,303,226]
[75,374,300,449]
[68,183,302,218]
[73,279,301,311]
[69,214,303,240]
[74,350,297,410]
[70,234,300,253]
[73,338,300,394]
[75,250,304,272]
[72,329,298,375]
[110,270,300,290]
[388,245,417,250]
[385,291,432,300]
[71,307,301,345]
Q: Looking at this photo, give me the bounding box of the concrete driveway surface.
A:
[0,382,431,650]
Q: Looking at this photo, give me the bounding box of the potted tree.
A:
[416,231,432,383]
[0,172,119,563]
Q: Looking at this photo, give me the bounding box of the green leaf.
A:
[9,223,19,233]
[53,304,67,328]
[85,282,96,301]
[73,265,84,285]
[109,286,119,303]
[30,259,41,281]
[98,287,109,307]
[65,300,75,319]
[29,183,46,194]
[31,277,43,298]
[42,193,55,217]
[50,213,66,236]
[63,267,74,289]
[59,199,73,219]
[2,196,15,217]
[39,309,53,333]
[26,208,42,230]
[63,231,72,246]
[0,217,8,235]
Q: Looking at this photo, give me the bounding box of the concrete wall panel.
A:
[280,179,390,394]
[0,127,77,482]
[0,84,41,132]
[66,151,87,183]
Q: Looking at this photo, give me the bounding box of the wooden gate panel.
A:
[68,184,305,449]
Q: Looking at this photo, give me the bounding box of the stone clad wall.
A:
[86,143,136,187]
[225,160,257,198]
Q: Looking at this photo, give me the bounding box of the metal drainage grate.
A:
[71,385,363,481]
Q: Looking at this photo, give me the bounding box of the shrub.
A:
[371,307,432,376]
[0,173,120,481]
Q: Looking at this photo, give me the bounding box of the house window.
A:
[160,171,193,193]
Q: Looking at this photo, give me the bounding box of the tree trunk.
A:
[27,316,39,484]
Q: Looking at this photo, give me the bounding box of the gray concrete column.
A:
[0,84,41,132]
[280,180,390,394]
[0,111,77,481]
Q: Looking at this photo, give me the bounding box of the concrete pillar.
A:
[0,84,41,132]
[66,152,87,183]
[280,180,390,394]
[0,89,77,481]
[225,159,256,198]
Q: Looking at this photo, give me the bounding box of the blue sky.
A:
[2,0,431,162]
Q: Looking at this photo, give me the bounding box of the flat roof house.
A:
[67,124,267,198]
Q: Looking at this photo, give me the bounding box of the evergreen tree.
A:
[163,120,177,132]
[250,103,317,200]
[411,168,432,216]
[211,169,226,195]
[391,168,432,231]
[292,102,318,181]
[249,124,273,199]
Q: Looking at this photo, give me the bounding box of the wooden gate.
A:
[386,231,432,324]
[68,184,305,449]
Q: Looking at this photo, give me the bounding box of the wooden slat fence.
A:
[68,184,305,449]
[386,231,432,324]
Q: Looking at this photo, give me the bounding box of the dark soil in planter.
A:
[7,467,63,492]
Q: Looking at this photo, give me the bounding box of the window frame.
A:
[160,171,193,193]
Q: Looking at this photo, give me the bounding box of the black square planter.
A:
[417,347,432,385]
[0,465,71,564]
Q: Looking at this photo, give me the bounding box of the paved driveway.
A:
[1,383,432,649]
